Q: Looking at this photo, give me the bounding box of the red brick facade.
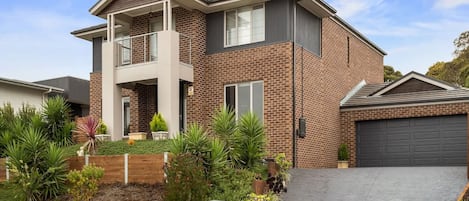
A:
[88,4,384,168]
[340,102,469,167]
[294,18,383,168]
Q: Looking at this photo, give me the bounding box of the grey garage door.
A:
[356,115,467,167]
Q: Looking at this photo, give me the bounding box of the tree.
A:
[454,31,469,57]
[425,30,469,86]
[384,65,403,82]
[426,61,446,79]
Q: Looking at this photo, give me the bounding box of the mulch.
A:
[60,183,165,201]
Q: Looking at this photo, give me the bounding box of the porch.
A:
[101,0,193,140]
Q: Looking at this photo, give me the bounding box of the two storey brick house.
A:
[72,0,386,168]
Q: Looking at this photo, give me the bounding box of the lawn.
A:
[0,182,15,201]
[63,139,172,157]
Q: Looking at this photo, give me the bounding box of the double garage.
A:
[340,72,469,169]
[355,115,467,167]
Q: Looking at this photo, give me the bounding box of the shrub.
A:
[246,192,280,201]
[338,143,349,161]
[209,168,256,201]
[149,112,168,132]
[6,128,67,200]
[211,106,241,166]
[76,116,99,155]
[165,153,210,201]
[96,119,107,134]
[237,112,266,170]
[42,96,73,146]
[67,165,104,201]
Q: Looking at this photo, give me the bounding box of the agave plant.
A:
[76,116,99,155]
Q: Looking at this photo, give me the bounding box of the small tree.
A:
[76,116,99,155]
[338,143,349,161]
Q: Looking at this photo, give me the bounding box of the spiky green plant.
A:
[237,112,266,170]
[6,128,67,201]
[18,104,38,126]
[42,96,72,146]
[211,106,241,166]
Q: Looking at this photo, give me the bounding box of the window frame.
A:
[223,3,266,48]
[223,80,264,121]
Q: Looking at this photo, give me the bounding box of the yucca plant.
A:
[6,128,67,201]
[211,106,241,166]
[42,96,72,146]
[237,112,266,170]
[76,116,99,155]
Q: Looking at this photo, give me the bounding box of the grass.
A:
[0,182,15,201]
[63,139,172,157]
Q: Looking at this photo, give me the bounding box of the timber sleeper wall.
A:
[1,153,168,184]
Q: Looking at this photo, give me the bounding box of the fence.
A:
[1,153,169,184]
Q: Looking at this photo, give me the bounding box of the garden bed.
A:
[63,139,172,157]
[58,183,164,201]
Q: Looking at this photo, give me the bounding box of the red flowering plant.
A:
[76,116,100,155]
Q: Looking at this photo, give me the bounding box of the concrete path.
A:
[281,167,467,201]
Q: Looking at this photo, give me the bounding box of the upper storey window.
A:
[225,4,265,47]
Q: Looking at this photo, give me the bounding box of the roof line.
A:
[331,16,386,56]
[370,71,456,96]
[340,80,366,106]
[0,77,64,92]
[340,98,469,111]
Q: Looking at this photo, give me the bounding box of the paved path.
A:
[281,167,467,201]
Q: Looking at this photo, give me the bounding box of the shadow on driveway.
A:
[281,167,466,201]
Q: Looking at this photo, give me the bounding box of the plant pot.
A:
[129,132,147,140]
[337,160,349,168]
[267,160,279,177]
[252,180,266,195]
[152,131,169,140]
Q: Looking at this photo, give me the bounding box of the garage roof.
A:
[341,72,469,109]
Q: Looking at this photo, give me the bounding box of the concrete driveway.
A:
[281,167,467,201]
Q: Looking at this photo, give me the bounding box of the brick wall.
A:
[203,42,294,161]
[294,18,383,168]
[89,72,102,119]
[341,102,469,167]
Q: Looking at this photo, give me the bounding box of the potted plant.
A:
[150,112,168,140]
[252,174,266,195]
[338,143,349,168]
[95,119,111,141]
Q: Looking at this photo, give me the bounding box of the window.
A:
[225,4,265,47]
[150,15,176,61]
[224,81,264,122]
[122,97,130,137]
[116,33,131,65]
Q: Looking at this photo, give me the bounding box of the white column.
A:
[167,0,172,30]
[102,42,123,141]
[163,1,167,31]
[157,30,180,138]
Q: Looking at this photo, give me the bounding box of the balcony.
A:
[109,31,193,84]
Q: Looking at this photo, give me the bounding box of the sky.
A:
[0,0,468,82]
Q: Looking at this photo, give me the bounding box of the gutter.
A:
[42,88,53,104]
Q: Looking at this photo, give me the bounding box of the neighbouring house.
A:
[35,76,90,117]
[0,77,63,111]
[341,71,469,168]
[72,0,387,168]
